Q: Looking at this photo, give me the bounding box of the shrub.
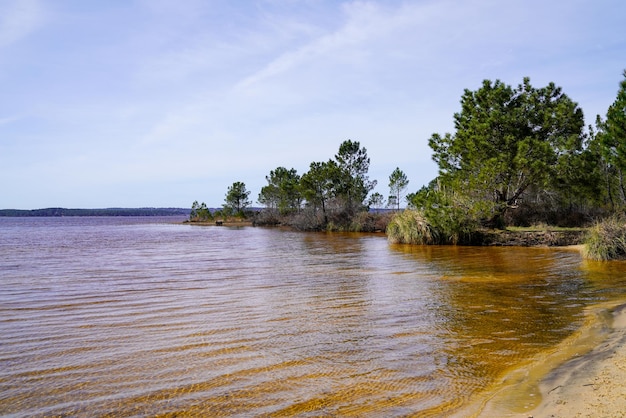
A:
[289,209,325,231]
[253,209,282,226]
[583,215,626,260]
[349,211,392,232]
[387,210,440,244]
[409,185,482,244]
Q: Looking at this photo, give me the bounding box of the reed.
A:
[387,210,440,244]
[583,215,626,261]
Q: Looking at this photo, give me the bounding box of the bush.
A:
[289,209,326,231]
[387,210,440,244]
[409,186,482,244]
[253,209,282,226]
[349,211,392,232]
[583,215,626,260]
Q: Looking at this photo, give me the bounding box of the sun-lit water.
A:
[1,217,625,417]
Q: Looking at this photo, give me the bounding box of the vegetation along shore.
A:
[189,72,626,260]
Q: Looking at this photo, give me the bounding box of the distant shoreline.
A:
[0,208,191,217]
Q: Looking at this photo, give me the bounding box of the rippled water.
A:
[1,217,625,417]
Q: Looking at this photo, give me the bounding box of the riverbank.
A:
[187,218,589,246]
[479,228,587,247]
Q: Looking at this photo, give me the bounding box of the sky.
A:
[1,0,625,210]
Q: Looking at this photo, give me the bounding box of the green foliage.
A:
[368,192,385,210]
[190,201,213,222]
[604,71,626,168]
[387,210,440,245]
[190,73,626,236]
[298,140,376,228]
[409,181,482,244]
[594,70,626,208]
[388,167,409,210]
[258,167,301,214]
[551,139,604,208]
[213,208,227,219]
[583,215,626,260]
[224,181,252,215]
[334,140,376,213]
[429,77,585,225]
[300,160,340,218]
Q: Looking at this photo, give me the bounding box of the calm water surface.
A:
[1,217,625,417]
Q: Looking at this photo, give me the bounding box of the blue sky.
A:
[1,0,625,209]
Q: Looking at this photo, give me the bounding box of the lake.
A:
[1,217,625,416]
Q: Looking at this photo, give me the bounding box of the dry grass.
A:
[387,210,440,244]
[583,216,626,261]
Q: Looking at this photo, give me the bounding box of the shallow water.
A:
[1,217,625,416]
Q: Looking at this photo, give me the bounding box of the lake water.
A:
[1,217,625,417]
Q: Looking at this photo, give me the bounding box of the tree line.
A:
[408,72,626,233]
[190,139,409,231]
[193,71,626,236]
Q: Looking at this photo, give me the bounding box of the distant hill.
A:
[0,207,192,217]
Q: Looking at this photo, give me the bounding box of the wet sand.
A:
[528,303,626,418]
[469,302,626,417]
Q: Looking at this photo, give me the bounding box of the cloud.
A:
[234,0,518,90]
[0,0,44,48]
[0,115,19,126]
[234,1,392,90]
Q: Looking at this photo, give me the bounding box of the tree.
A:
[258,183,279,210]
[429,77,585,226]
[190,201,212,221]
[596,70,626,207]
[224,181,252,214]
[368,192,385,210]
[300,160,340,223]
[334,140,377,213]
[549,132,604,212]
[190,200,200,220]
[388,167,409,211]
[258,167,301,214]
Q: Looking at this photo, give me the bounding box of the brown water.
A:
[1,217,625,417]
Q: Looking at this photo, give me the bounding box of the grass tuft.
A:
[583,215,626,261]
[387,210,440,245]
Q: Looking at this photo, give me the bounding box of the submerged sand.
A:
[467,302,626,417]
[528,303,626,418]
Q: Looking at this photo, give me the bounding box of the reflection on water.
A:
[1,217,625,416]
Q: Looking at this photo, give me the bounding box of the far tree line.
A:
[192,71,626,233]
[190,139,410,231]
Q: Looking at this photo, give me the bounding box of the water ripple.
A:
[2,218,626,416]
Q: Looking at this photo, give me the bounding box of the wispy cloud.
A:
[234,0,499,92]
[235,2,391,90]
[0,115,19,126]
[0,0,44,48]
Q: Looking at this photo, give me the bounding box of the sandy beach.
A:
[528,303,626,418]
[468,302,626,417]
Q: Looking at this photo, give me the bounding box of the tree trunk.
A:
[605,164,615,209]
[619,167,626,205]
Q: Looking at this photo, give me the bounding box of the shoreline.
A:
[185,220,253,227]
[460,301,626,417]
[528,302,626,417]
[179,221,624,416]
